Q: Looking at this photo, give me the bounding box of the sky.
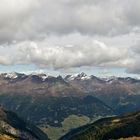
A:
[0,0,140,77]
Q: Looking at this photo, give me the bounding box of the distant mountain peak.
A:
[77,72,87,77]
[65,72,91,81]
[78,73,91,80]
[32,73,49,81]
[4,72,18,79]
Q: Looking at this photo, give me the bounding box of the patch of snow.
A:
[101,76,118,83]
[77,73,92,80]
[5,72,18,79]
[80,75,91,80]
[66,72,91,81]
[67,75,77,81]
[41,75,48,81]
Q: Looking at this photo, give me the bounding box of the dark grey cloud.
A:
[0,0,139,42]
[123,0,140,26]
[126,41,140,74]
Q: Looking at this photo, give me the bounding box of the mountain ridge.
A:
[1,72,140,83]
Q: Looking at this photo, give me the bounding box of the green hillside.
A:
[60,111,140,140]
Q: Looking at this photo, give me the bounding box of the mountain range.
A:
[0,72,140,139]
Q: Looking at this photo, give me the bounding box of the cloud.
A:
[123,0,140,27]
[0,0,140,43]
[0,33,140,74]
[0,0,39,42]
[0,0,140,75]
[126,41,140,74]
[0,37,130,70]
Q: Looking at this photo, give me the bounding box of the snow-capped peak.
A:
[65,72,91,81]
[4,72,18,79]
[77,72,91,80]
[77,72,87,77]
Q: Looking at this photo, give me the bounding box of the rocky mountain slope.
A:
[0,95,114,127]
[60,110,140,140]
[0,107,49,140]
[65,73,140,114]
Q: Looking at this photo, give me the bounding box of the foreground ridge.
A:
[0,107,49,140]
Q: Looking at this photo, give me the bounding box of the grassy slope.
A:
[40,115,90,140]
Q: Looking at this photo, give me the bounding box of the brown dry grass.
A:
[0,134,14,140]
[119,136,140,140]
